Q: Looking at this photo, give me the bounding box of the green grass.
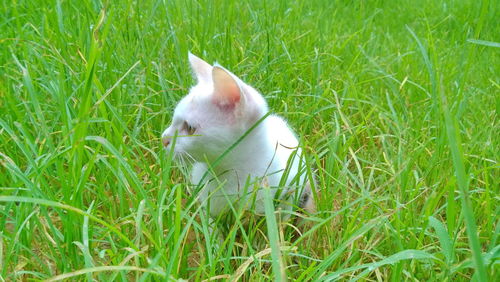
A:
[1,0,498,280]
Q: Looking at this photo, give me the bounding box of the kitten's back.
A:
[266,115,299,148]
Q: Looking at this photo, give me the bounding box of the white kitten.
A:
[162,53,314,218]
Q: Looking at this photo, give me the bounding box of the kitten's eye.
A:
[182,121,196,135]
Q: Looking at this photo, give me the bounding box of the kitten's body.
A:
[192,115,307,216]
[162,53,314,218]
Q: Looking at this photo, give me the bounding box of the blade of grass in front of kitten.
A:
[441,91,488,281]
[263,185,286,281]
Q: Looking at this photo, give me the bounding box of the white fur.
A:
[162,53,308,217]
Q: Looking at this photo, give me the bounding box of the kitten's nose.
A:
[162,137,170,147]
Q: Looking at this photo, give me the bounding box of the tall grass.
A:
[1,0,498,280]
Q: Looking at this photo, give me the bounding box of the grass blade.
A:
[467,39,500,48]
[263,184,286,281]
[428,216,454,267]
[323,250,436,281]
[441,93,488,281]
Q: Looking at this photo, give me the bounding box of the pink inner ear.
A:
[212,67,241,110]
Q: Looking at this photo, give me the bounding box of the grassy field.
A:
[1,0,498,280]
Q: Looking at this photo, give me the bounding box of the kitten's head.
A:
[162,53,268,161]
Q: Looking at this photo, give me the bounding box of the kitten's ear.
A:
[188,52,212,82]
[212,66,242,110]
